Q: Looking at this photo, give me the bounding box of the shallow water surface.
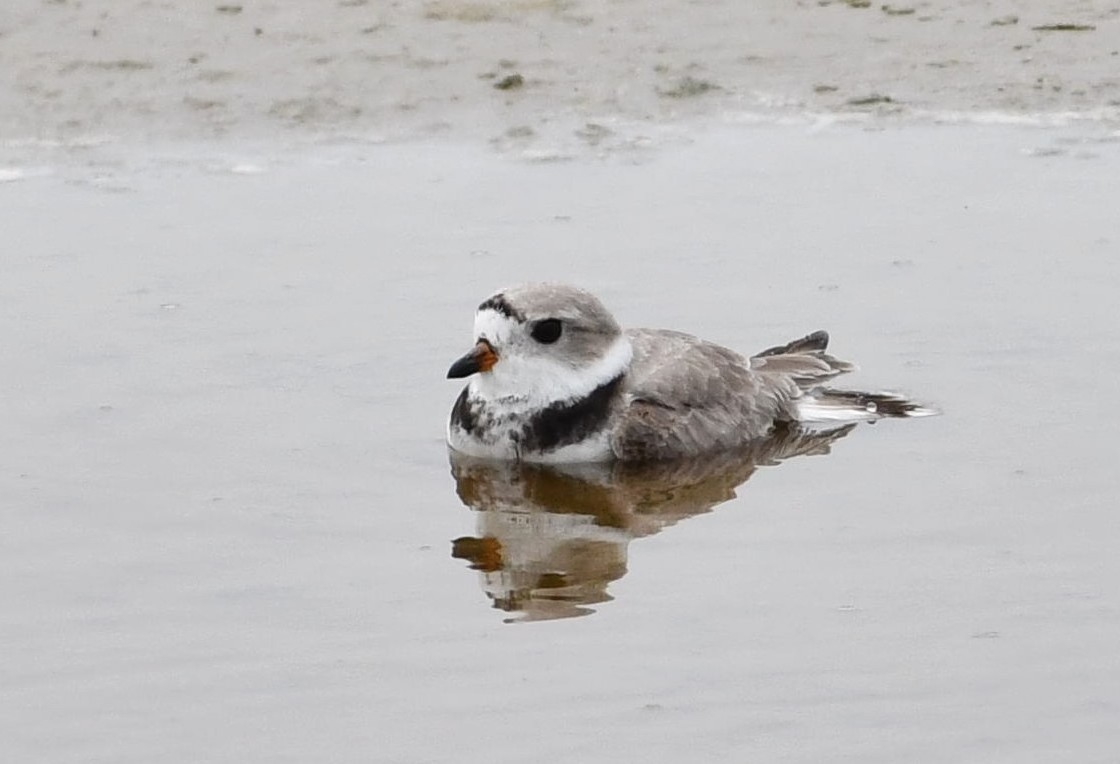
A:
[450,425,857,622]
[3,125,1119,761]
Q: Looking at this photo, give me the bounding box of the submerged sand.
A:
[3,0,1119,153]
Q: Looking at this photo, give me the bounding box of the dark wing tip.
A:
[754,330,831,358]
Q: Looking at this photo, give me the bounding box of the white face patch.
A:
[472,308,519,350]
[467,308,632,408]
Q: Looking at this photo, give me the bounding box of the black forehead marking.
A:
[477,293,525,322]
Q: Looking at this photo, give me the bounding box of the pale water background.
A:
[4,1,1120,758]
[4,123,1119,761]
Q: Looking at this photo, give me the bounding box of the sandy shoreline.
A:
[3,0,1119,153]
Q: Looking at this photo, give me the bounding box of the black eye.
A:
[530,318,563,344]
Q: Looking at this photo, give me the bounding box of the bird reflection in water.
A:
[450,423,856,622]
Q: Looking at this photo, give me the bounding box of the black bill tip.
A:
[447,340,498,379]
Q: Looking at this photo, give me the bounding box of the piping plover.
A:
[446,283,934,463]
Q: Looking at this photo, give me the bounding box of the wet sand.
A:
[3,0,1119,155]
[4,1,1120,762]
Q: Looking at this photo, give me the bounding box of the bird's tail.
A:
[794,388,939,423]
[753,330,938,424]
